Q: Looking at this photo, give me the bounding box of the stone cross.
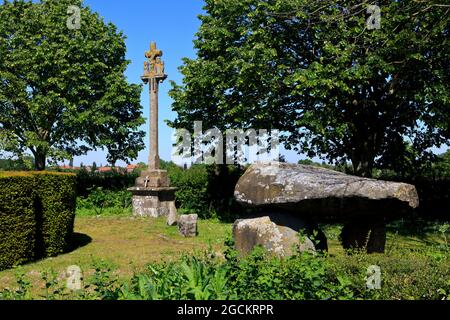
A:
[128,42,178,221]
[141,42,167,170]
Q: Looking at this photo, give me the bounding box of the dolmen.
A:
[233,162,419,255]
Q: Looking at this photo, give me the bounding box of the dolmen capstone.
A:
[233,162,419,254]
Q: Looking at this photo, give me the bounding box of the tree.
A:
[169,0,450,177]
[0,0,145,170]
[432,149,450,177]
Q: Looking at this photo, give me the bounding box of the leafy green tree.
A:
[0,0,145,170]
[169,0,450,177]
[432,149,450,177]
[92,161,98,172]
[0,155,33,170]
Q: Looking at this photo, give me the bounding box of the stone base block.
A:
[135,170,170,188]
[128,186,177,218]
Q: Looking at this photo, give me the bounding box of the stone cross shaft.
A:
[128,41,177,221]
[142,41,167,170]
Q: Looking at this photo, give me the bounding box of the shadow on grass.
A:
[68,233,92,252]
[386,214,446,241]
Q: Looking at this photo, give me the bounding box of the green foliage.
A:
[40,269,65,300]
[167,164,212,218]
[74,168,138,197]
[0,0,145,170]
[76,188,132,216]
[85,260,120,300]
[0,173,36,270]
[0,270,32,300]
[33,172,77,257]
[0,231,449,300]
[226,246,354,300]
[119,254,233,300]
[0,156,34,171]
[169,0,450,177]
[0,172,76,270]
[431,150,450,178]
[328,249,449,300]
[165,163,244,220]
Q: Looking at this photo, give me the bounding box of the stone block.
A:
[178,214,198,237]
[233,216,315,257]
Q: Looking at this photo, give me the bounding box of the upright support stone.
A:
[340,220,386,253]
[129,41,177,219]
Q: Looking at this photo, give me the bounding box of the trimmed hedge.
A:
[0,173,36,270]
[0,172,76,270]
[33,172,77,257]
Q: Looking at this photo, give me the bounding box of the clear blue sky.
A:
[70,0,447,167]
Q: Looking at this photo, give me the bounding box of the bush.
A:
[1,242,448,300]
[0,172,76,270]
[165,163,244,220]
[77,188,132,216]
[74,168,138,197]
[327,250,450,300]
[33,172,77,257]
[167,164,212,218]
[0,173,37,270]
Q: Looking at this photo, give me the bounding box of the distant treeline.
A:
[1,157,448,220]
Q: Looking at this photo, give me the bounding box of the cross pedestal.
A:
[128,42,177,222]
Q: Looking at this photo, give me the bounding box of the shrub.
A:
[0,172,76,270]
[74,169,138,198]
[165,163,244,220]
[76,188,132,215]
[167,165,212,218]
[327,249,450,300]
[33,172,77,257]
[0,173,37,270]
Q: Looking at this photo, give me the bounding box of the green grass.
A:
[321,219,449,255]
[0,213,231,295]
[0,209,448,300]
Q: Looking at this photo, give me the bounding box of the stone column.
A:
[149,78,160,170]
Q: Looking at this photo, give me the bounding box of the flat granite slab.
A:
[234,161,419,221]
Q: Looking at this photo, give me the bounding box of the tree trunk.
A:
[351,139,375,178]
[34,149,47,171]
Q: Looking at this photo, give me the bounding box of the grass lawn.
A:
[0,212,448,299]
[0,214,232,293]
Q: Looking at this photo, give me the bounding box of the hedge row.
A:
[0,172,76,271]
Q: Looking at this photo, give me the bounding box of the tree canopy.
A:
[0,0,145,170]
[169,0,450,177]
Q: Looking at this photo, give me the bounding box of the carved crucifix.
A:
[143,42,165,79]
